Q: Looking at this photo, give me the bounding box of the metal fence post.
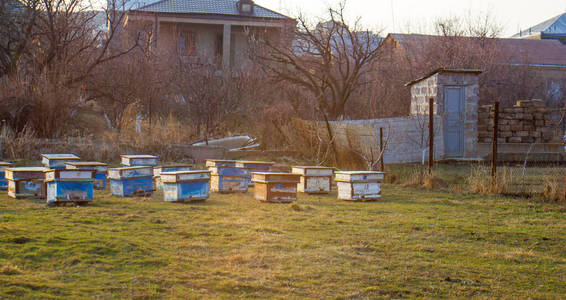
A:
[379,127,384,172]
[491,102,499,181]
[428,98,434,175]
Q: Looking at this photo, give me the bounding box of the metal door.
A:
[443,86,465,158]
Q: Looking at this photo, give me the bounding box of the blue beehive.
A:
[41,154,80,169]
[0,162,14,191]
[120,155,158,167]
[208,166,250,193]
[161,170,210,202]
[66,162,108,190]
[153,165,193,190]
[44,169,96,205]
[4,167,48,199]
[108,166,154,197]
[235,160,275,187]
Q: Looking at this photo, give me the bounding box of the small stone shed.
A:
[406,68,482,160]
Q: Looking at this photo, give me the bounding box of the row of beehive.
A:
[0,155,386,205]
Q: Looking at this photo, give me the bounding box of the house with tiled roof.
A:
[513,13,566,44]
[118,0,294,70]
[371,33,566,117]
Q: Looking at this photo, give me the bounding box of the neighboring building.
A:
[118,0,295,71]
[513,13,566,44]
[373,33,566,116]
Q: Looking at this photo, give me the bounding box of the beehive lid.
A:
[7,167,48,172]
[205,159,236,167]
[292,166,334,176]
[5,167,49,180]
[154,164,193,175]
[235,160,275,166]
[121,155,157,159]
[45,169,96,181]
[41,154,80,160]
[160,170,211,183]
[0,161,13,166]
[208,166,250,176]
[108,166,154,179]
[251,172,301,183]
[66,162,107,167]
[335,171,385,183]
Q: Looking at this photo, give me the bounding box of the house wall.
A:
[124,20,283,71]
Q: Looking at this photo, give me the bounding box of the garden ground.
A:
[0,174,565,299]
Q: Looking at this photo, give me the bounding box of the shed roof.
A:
[405,68,483,86]
[513,13,566,37]
[131,0,289,19]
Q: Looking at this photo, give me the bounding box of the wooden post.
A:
[491,102,499,180]
[428,98,434,175]
[379,127,384,172]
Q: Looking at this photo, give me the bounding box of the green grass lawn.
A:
[0,185,565,299]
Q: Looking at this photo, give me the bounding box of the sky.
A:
[254,0,566,37]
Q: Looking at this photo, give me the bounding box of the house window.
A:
[177,31,196,56]
[238,0,254,14]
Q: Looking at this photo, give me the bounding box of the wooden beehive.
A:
[205,159,237,168]
[5,167,49,199]
[251,172,301,203]
[291,166,334,194]
[161,170,210,202]
[66,162,108,190]
[208,166,249,193]
[153,164,193,189]
[108,166,154,197]
[120,155,158,167]
[335,171,385,201]
[235,160,275,187]
[0,161,14,191]
[41,154,80,169]
[44,169,96,204]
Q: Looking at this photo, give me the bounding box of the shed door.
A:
[443,86,465,158]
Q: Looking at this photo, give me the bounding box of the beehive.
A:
[208,166,249,193]
[5,167,49,199]
[161,170,210,202]
[205,159,237,168]
[251,172,301,203]
[0,162,14,191]
[44,169,96,204]
[41,154,80,169]
[235,160,275,187]
[108,166,154,197]
[291,166,334,194]
[153,165,193,189]
[120,155,158,167]
[335,171,385,201]
[66,162,108,189]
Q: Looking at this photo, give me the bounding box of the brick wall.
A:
[477,100,555,143]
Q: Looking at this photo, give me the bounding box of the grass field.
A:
[0,182,565,299]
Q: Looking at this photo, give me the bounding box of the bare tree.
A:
[254,2,382,120]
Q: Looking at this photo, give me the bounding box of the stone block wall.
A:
[477,100,555,143]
